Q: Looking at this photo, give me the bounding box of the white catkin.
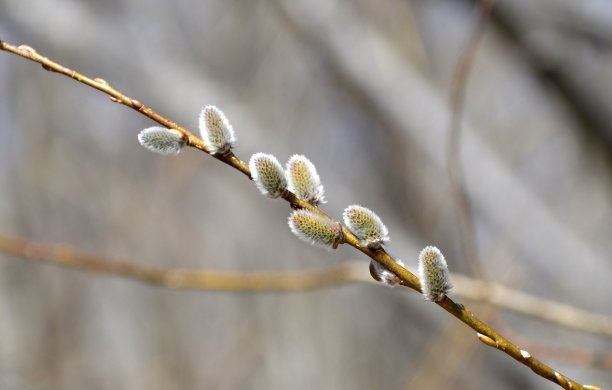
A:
[343,205,389,248]
[369,258,405,287]
[286,154,326,205]
[288,209,341,250]
[198,105,236,154]
[249,153,287,198]
[418,246,452,301]
[137,126,184,155]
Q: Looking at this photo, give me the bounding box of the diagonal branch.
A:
[0,40,596,390]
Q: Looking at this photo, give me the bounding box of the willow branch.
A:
[0,40,595,390]
[451,274,612,338]
[2,234,611,339]
[0,235,366,291]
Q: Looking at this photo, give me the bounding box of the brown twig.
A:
[451,274,612,338]
[2,232,612,340]
[0,235,365,292]
[0,39,594,389]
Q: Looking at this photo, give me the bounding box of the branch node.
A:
[93,77,109,86]
[476,332,498,348]
[17,44,37,55]
[520,349,531,359]
[332,225,345,249]
[554,372,570,388]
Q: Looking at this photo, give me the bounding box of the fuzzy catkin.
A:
[369,258,405,287]
[198,105,236,154]
[342,205,389,248]
[417,246,452,301]
[249,153,287,198]
[137,126,185,155]
[286,155,326,205]
[288,209,341,250]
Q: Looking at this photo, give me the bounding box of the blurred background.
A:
[1,0,611,389]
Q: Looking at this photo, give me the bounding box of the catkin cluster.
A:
[137,104,452,298]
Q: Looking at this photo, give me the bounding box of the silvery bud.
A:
[369,258,405,287]
[249,153,287,198]
[137,126,185,155]
[342,205,389,249]
[417,246,452,302]
[288,209,342,250]
[198,105,236,155]
[286,155,326,205]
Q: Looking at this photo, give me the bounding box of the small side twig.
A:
[0,39,594,389]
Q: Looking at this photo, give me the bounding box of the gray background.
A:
[1,0,611,389]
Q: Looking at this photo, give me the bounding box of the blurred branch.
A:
[447,0,495,278]
[494,319,612,370]
[488,1,612,149]
[0,235,364,292]
[0,39,594,389]
[441,3,496,382]
[1,233,611,339]
[451,273,612,338]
